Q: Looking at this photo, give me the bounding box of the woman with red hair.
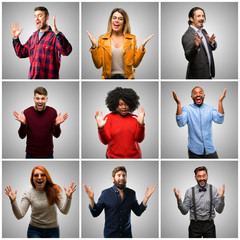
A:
[5,166,76,238]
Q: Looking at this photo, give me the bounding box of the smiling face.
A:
[111,11,124,33]
[195,170,208,188]
[190,9,205,29]
[32,169,47,191]
[117,99,129,117]
[34,93,48,111]
[34,10,49,31]
[191,87,205,106]
[112,170,127,190]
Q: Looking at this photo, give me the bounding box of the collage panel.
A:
[2,160,79,238]
[2,82,79,159]
[161,81,238,159]
[3,2,79,79]
[82,160,159,238]
[161,2,238,79]
[161,161,238,238]
[81,81,159,159]
[82,2,159,79]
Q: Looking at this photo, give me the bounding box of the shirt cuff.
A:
[217,112,224,117]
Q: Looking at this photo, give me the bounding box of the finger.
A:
[222,184,225,191]
[146,187,149,194]
[53,16,56,27]
[141,106,145,114]
[15,190,18,195]
[89,186,93,192]
[58,112,61,117]
[64,187,67,192]
[21,111,24,115]
[69,182,74,188]
[95,111,99,119]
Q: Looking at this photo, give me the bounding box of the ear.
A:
[46,97,48,102]
[195,175,197,181]
[190,17,194,23]
[112,176,114,182]
[191,95,194,101]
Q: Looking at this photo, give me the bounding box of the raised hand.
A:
[13,111,26,125]
[86,30,97,48]
[83,184,94,200]
[207,34,216,45]
[141,34,154,50]
[145,184,157,199]
[50,16,59,35]
[64,182,77,199]
[56,112,68,126]
[132,107,145,126]
[194,32,203,48]
[9,22,23,39]
[5,185,17,203]
[95,111,107,129]
[172,91,181,104]
[219,88,226,102]
[219,184,225,198]
[173,188,181,201]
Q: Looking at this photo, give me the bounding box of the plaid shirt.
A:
[13,27,72,79]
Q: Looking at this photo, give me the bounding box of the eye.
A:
[33,174,38,177]
[41,174,46,177]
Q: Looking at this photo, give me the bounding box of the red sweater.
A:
[18,106,61,157]
[98,113,145,158]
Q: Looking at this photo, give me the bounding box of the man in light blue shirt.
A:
[173,86,226,158]
[174,166,225,238]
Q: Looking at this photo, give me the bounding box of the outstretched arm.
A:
[141,34,154,51]
[174,188,190,215]
[218,88,226,114]
[84,184,95,209]
[172,91,182,115]
[142,184,157,206]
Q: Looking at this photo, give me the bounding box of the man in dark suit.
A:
[182,7,217,79]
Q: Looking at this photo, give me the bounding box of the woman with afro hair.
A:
[5,166,76,238]
[86,8,154,79]
[95,87,145,158]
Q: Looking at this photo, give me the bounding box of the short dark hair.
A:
[34,87,48,96]
[105,87,140,113]
[194,166,208,175]
[188,7,206,25]
[34,6,49,17]
[112,166,127,178]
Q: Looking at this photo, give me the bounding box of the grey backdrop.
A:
[161,81,238,158]
[161,161,238,238]
[82,161,159,238]
[82,2,159,79]
[82,81,159,158]
[2,161,79,238]
[161,2,238,79]
[2,2,79,79]
[2,82,79,158]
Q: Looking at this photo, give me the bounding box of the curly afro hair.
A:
[105,87,140,113]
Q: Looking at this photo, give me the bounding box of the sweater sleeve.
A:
[98,115,112,145]
[56,196,72,215]
[18,123,27,139]
[52,110,61,138]
[11,191,30,219]
[134,123,145,143]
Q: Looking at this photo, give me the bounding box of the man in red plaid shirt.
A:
[10,6,72,79]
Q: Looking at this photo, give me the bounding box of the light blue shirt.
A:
[176,103,224,155]
[177,183,225,221]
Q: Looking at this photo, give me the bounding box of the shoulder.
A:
[182,27,194,39]
[24,106,34,114]
[46,106,57,113]
[125,187,136,195]
[101,187,113,195]
[23,188,34,198]
[99,33,111,40]
[124,33,136,39]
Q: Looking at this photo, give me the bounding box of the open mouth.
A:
[195,97,202,104]
[114,24,120,27]
[37,104,43,110]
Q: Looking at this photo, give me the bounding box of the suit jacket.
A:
[182,27,217,79]
[90,33,145,79]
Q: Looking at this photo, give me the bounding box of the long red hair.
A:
[31,166,62,205]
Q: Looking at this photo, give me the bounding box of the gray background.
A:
[161,81,238,158]
[161,2,238,79]
[2,2,79,79]
[82,161,159,238]
[82,2,159,79]
[161,161,238,238]
[82,81,159,158]
[2,161,79,238]
[2,82,79,158]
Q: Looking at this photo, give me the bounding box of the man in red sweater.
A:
[13,87,68,158]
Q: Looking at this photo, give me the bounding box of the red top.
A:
[18,106,61,157]
[13,27,72,79]
[98,113,145,158]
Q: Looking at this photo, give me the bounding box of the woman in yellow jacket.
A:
[86,8,154,79]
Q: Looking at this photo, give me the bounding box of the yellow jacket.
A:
[90,33,146,79]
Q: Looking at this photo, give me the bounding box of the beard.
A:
[197,179,207,188]
[113,179,126,190]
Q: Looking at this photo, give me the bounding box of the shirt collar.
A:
[112,185,126,194]
[190,25,203,34]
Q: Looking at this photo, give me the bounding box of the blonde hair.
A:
[107,8,131,34]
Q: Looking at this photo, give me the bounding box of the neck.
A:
[40,25,49,32]
[111,31,124,37]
